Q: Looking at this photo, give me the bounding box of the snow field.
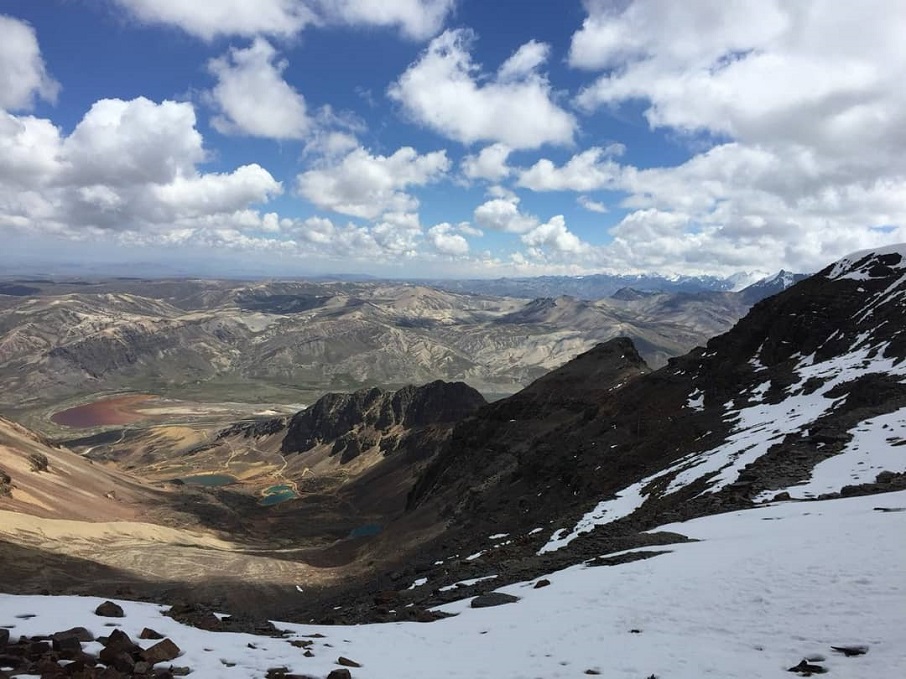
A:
[3,491,904,678]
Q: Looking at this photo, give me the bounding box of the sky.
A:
[0,0,904,279]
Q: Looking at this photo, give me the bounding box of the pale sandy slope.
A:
[0,416,338,590]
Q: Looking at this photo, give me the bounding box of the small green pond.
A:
[181,473,237,487]
[348,523,383,538]
[260,484,298,506]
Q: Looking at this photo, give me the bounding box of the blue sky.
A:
[1,1,904,278]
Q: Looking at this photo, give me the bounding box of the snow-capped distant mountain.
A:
[739,269,811,304]
[427,271,747,299]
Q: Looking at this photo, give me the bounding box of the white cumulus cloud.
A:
[577,196,608,213]
[111,0,316,40]
[521,215,587,255]
[207,38,311,140]
[560,0,906,275]
[427,222,469,255]
[0,15,59,111]
[63,98,204,187]
[473,195,538,234]
[296,145,450,219]
[112,0,454,41]
[518,145,624,192]
[315,0,456,40]
[461,143,512,182]
[0,98,282,238]
[389,29,576,149]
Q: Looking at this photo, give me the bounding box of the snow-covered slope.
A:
[3,491,904,678]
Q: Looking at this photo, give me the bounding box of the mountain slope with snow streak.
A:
[400,246,906,580]
[536,245,906,553]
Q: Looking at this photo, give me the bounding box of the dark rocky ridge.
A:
[409,338,651,515]
[281,380,486,463]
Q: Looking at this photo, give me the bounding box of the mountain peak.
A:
[824,243,906,282]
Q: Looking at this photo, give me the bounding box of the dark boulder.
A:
[470,592,520,608]
[142,638,181,665]
[94,601,124,618]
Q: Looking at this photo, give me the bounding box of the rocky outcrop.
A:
[408,338,651,513]
[216,416,288,440]
[281,380,486,462]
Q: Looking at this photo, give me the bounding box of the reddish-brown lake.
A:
[51,394,155,428]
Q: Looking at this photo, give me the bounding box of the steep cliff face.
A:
[281,380,487,463]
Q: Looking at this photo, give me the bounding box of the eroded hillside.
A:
[0,278,752,431]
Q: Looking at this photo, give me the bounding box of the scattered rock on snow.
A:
[142,638,181,664]
[788,658,828,675]
[139,627,164,640]
[52,626,94,642]
[50,631,83,655]
[831,644,869,656]
[337,655,362,667]
[327,669,353,679]
[533,579,551,589]
[470,592,520,608]
[95,600,125,617]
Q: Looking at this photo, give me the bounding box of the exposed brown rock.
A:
[95,601,125,618]
[141,638,181,665]
[138,628,164,640]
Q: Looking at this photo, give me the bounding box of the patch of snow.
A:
[755,407,906,501]
[686,389,704,412]
[539,481,648,554]
[667,344,906,496]
[749,380,770,400]
[488,533,509,540]
[408,577,428,590]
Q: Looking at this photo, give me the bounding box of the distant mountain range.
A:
[424,270,773,299]
[0,272,804,425]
